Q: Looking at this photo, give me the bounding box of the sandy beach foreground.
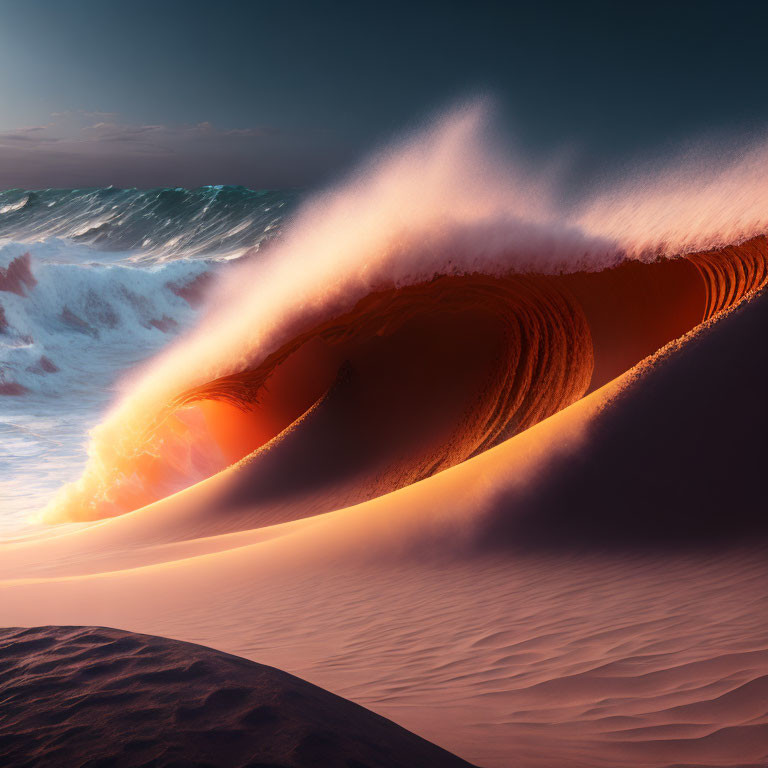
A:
[1,269,766,766]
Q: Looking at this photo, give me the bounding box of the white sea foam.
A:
[0,243,216,530]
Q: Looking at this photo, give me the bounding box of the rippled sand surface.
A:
[2,286,767,767]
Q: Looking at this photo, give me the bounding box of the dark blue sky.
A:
[0,0,767,189]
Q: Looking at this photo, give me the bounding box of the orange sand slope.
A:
[39,236,768,536]
[0,626,475,768]
[1,266,767,768]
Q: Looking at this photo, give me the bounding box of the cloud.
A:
[80,122,170,149]
[77,120,267,148]
[0,111,334,189]
[0,125,60,144]
[0,112,275,158]
[50,110,119,121]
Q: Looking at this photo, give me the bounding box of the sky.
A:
[0,0,767,190]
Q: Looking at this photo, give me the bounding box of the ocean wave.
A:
[0,248,210,397]
[39,103,768,524]
[0,181,295,529]
[0,185,296,260]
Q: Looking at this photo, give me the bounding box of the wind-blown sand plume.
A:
[575,137,768,256]
[42,101,612,524]
[4,103,768,768]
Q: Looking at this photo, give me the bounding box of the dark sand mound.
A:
[0,626,475,768]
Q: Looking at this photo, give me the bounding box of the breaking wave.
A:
[0,187,296,529]
[0,249,210,395]
[39,102,768,524]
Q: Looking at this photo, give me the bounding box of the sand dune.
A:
[1,272,767,767]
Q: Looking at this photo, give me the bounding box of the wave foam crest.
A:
[42,100,768,523]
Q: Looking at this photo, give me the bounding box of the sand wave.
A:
[1,246,767,768]
[36,103,768,526]
[44,235,768,526]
